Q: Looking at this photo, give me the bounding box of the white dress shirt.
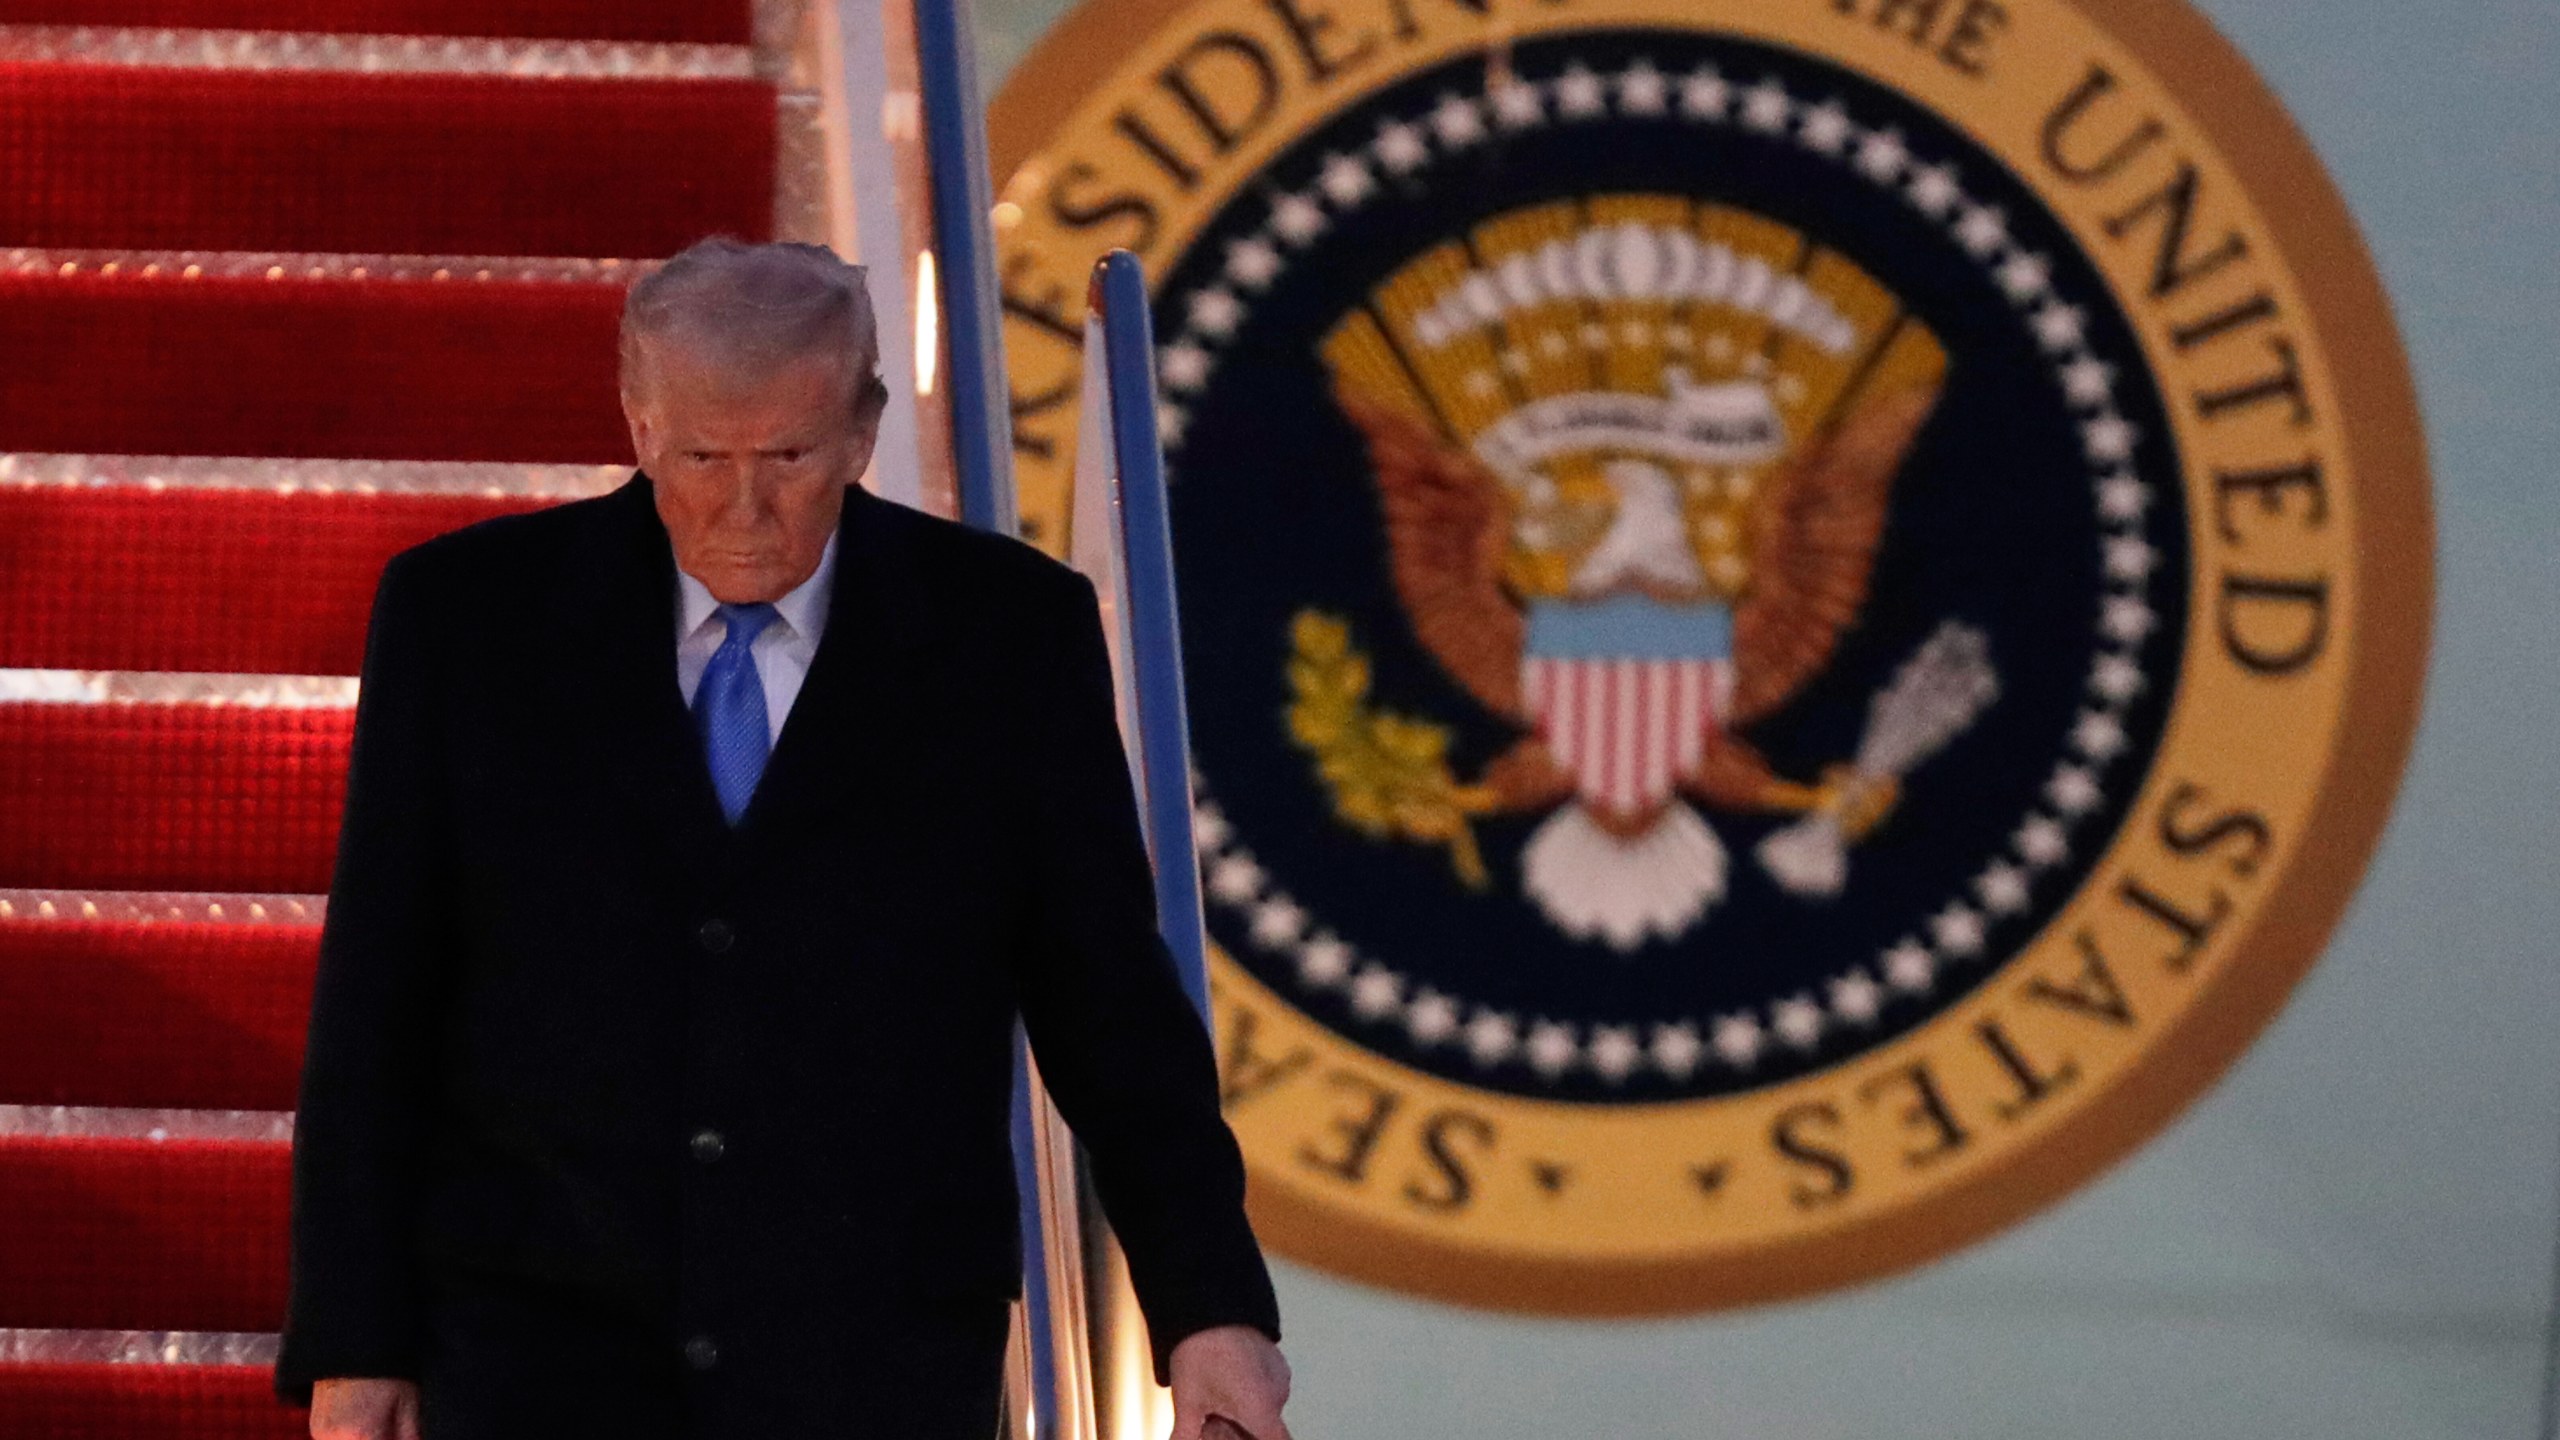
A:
[674,532,836,745]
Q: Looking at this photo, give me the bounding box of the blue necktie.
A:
[693,602,780,825]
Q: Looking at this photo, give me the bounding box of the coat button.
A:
[690,1128,725,1163]
[684,1334,720,1371]
[696,918,735,955]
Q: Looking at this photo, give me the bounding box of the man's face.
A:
[624,340,882,603]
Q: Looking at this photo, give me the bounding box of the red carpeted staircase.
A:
[0,3,801,1431]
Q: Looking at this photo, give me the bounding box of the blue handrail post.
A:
[1090,250,1215,1027]
[911,8,1204,1419]
[911,4,1050,1435]
[913,0,1017,535]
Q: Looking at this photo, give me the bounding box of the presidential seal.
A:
[993,0,2429,1311]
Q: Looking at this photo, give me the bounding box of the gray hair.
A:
[619,236,891,417]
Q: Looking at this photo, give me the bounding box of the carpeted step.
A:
[0,1359,304,1440]
[0,691,351,896]
[6,0,751,44]
[0,915,319,1112]
[0,262,635,462]
[0,1132,290,1332]
[0,463,613,674]
[0,65,775,257]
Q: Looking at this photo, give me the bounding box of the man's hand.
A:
[309,1377,421,1440]
[1168,1324,1292,1440]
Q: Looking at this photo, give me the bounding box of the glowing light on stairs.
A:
[916,248,941,397]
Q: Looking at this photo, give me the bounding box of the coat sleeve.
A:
[275,550,455,1403]
[1010,566,1282,1386]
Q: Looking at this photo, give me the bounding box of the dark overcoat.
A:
[275,476,1280,1437]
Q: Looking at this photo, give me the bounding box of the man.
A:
[277,239,1292,1440]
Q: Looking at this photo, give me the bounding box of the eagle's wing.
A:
[1340,397,1525,719]
[1729,381,1941,725]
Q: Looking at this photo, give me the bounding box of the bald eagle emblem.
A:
[1289,201,2001,951]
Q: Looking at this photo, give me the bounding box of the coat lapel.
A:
[735,481,936,841]
[563,475,933,870]
[563,474,734,873]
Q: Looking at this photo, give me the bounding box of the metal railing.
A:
[893,0,1205,1430]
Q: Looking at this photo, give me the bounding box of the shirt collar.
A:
[676,529,839,645]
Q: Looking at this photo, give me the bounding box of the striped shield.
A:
[1518,596,1736,821]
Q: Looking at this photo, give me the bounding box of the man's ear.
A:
[621,389,655,470]
[844,378,890,479]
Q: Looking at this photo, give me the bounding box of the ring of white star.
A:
[1164,58,2170,1086]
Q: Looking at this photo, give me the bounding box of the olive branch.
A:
[1284,609,1498,889]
